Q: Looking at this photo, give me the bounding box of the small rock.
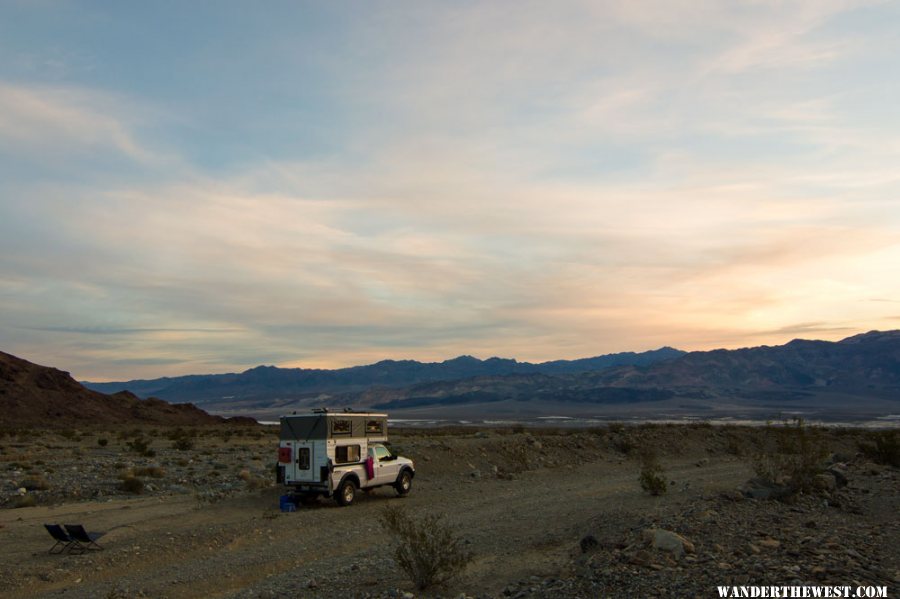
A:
[827,466,849,488]
[720,489,744,502]
[642,529,694,559]
[757,538,781,550]
[742,478,792,500]
[580,535,599,554]
[629,549,653,566]
[814,473,837,491]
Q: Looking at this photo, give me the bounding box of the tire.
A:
[335,478,356,506]
[394,470,412,496]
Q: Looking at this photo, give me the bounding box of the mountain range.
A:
[80,332,900,422]
[346,330,900,422]
[83,347,684,406]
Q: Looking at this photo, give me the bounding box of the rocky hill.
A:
[0,351,251,428]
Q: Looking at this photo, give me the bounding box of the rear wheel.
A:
[394,470,412,496]
[335,479,356,506]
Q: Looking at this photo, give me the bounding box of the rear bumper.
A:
[285,482,332,495]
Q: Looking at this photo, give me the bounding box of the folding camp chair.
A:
[63,524,104,553]
[44,524,76,554]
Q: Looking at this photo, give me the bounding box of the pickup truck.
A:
[277,411,415,506]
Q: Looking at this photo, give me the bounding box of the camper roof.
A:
[279,412,388,440]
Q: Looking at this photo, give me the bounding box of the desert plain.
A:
[0,423,898,598]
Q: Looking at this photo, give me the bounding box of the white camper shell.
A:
[276,411,415,506]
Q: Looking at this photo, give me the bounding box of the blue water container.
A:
[279,495,296,512]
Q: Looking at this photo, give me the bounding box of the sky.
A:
[1,1,899,381]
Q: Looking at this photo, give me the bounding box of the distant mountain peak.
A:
[445,355,482,364]
[839,330,900,344]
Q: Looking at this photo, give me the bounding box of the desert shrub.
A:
[380,505,473,590]
[57,429,77,440]
[173,437,195,451]
[724,433,744,456]
[613,434,637,455]
[12,494,37,508]
[638,449,667,496]
[751,418,828,496]
[20,475,49,491]
[126,436,155,457]
[120,476,144,494]
[134,466,165,478]
[244,475,269,490]
[168,428,198,450]
[97,438,109,447]
[858,431,900,467]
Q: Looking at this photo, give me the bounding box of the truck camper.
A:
[276,410,415,506]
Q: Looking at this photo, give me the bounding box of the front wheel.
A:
[335,479,356,506]
[394,470,412,496]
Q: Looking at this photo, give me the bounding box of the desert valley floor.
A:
[1,425,898,598]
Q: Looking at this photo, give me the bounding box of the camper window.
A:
[331,419,351,435]
[297,447,310,470]
[335,445,360,464]
[366,420,384,434]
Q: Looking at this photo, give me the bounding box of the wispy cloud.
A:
[0,83,158,163]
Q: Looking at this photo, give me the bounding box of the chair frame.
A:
[63,524,104,553]
[44,524,76,554]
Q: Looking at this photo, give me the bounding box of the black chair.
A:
[44,524,76,554]
[63,524,104,553]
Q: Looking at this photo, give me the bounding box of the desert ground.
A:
[0,424,898,598]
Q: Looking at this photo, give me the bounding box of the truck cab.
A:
[276,411,415,506]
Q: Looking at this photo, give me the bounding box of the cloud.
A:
[24,326,241,335]
[0,82,158,163]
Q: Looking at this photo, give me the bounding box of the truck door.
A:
[373,444,399,485]
[292,441,317,483]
